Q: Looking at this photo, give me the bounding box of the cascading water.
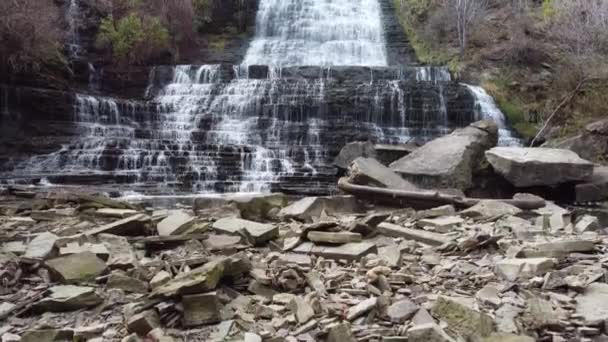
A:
[244,0,388,66]
[66,0,81,59]
[6,0,519,194]
[464,85,521,146]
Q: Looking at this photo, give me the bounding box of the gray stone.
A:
[33,285,102,312]
[59,242,110,260]
[182,292,222,327]
[517,239,595,258]
[306,271,327,295]
[575,215,601,233]
[149,271,171,289]
[387,299,418,323]
[417,205,456,219]
[203,234,242,250]
[412,308,435,326]
[483,334,535,342]
[295,241,377,260]
[289,296,315,323]
[228,193,288,221]
[475,284,501,308]
[417,216,464,232]
[461,200,522,219]
[85,214,147,236]
[0,302,15,318]
[46,251,107,283]
[157,211,195,236]
[390,120,498,190]
[307,231,362,244]
[496,216,543,240]
[327,322,356,342]
[127,309,160,336]
[279,195,361,223]
[24,232,58,260]
[534,202,571,232]
[408,323,455,342]
[378,222,453,246]
[576,282,608,325]
[495,304,521,334]
[151,255,251,298]
[575,166,608,202]
[244,333,262,342]
[98,234,137,268]
[379,245,401,267]
[106,271,148,293]
[334,141,377,170]
[212,217,278,244]
[485,147,594,187]
[1,241,26,255]
[348,157,417,190]
[346,297,377,321]
[431,296,495,341]
[375,143,418,165]
[495,258,556,281]
[20,329,74,342]
[96,208,139,218]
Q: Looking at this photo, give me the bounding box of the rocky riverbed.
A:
[3,120,608,342]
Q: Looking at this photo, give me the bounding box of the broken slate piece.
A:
[24,232,58,260]
[85,214,147,236]
[408,323,455,342]
[387,299,418,323]
[307,231,362,244]
[495,258,556,281]
[289,296,315,323]
[157,211,195,236]
[431,296,494,341]
[327,322,356,342]
[575,282,608,325]
[378,222,452,246]
[347,297,377,321]
[182,292,222,327]
[32,285,102,312]
[460,200,522,219]
[212,217,278,244]
[127,309,160,336]
[417,216,464,233]
[107,271,149,293]
[296,241,377,260]
[46,251,107,283]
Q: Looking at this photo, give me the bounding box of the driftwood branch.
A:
[337,178,546,210]
[530,78,587,147]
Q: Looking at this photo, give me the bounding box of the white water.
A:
[244,0,388,66]
[464,84,521,146]
[66,0,81,59]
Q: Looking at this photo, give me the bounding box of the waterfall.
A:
[66,0,82,59]
[244,0,388,66]
[464,84,521,146]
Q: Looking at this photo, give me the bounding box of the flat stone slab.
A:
[85,214,147,236]
[378,222,453,246]
[517,239,596,258]
[95,208,139,218]
[307,231,362,244]
[24,232,58,260]
[417,216,464,232]
[45,251,107,283]
[157,211,196,236]
[33,285,102,312]
[294,241,377,260]
[460,200,522,219]
[576,282,608,325]
[182,292,222,327]
[278,196,361,223]
[485,147,594,187]
[348,157,417,190]
[212,217,278,244]
[495,258,556,281]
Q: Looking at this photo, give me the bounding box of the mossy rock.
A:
[431,296,495,341]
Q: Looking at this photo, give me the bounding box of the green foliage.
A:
[541,0,556,19]
[96,13,169,64]
[193,0,212,31]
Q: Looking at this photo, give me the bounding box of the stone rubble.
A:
[0,184,608,342]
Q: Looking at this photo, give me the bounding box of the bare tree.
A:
[447,0,488,56]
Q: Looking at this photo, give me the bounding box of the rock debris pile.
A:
[2,120,608,342]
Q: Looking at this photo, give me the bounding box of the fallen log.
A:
[337,177,545,210]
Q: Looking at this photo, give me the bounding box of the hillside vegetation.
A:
[394,0,608,142]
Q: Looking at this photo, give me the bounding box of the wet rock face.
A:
[1,67,476,194]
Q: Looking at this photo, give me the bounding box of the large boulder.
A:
[348,157,417,190]
[485,147,594,187]
[548,119,608,163]
[334,141,377,170]
[389,120,498,190]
